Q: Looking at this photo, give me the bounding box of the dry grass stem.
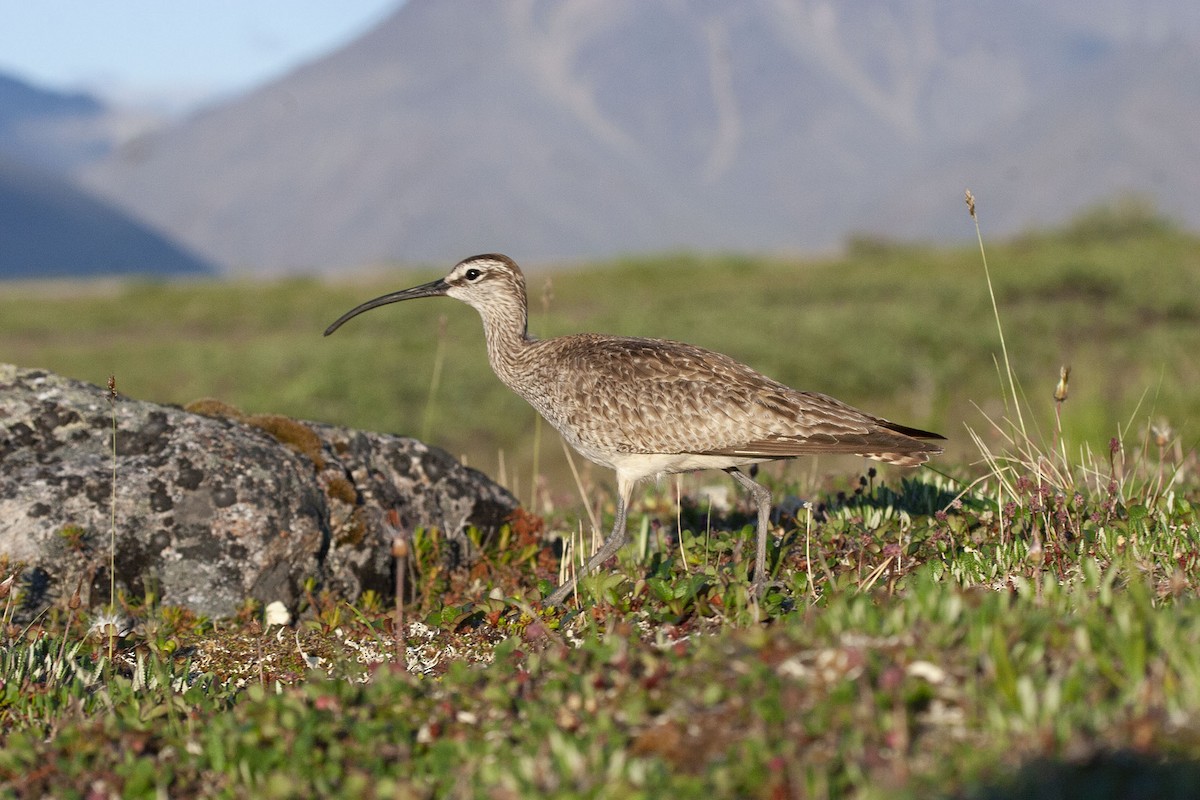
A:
[419,315,448,441]
[560,438,600,549]
[392,533,409,670]
[675,476,689,571]
[105,375,119,661]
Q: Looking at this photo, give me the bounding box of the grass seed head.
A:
[392,537,409,559]
[1054,365,1070,402]
[1151,419,1173,449]
[87,610,131,639]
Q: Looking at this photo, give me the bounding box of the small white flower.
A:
[87,610,131,639]
[264,600,291,626]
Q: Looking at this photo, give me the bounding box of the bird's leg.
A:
[726,467,773,598]
[543,476,633,606]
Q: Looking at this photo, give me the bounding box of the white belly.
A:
[588,449,770,484]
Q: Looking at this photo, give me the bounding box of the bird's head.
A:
[324,253,527,336]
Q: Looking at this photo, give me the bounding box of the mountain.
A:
[0,157,214,279]
[77,0,1200,273]
[863,38,1200,241]
[0,72,211,279]
[0,72,120,173]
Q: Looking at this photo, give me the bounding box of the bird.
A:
[325,254,944,606]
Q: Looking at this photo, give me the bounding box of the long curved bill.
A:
[323,278,449,336]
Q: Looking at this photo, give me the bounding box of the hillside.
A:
[0,72,209,279]
[0,72,109,172]
[1,212,1194,500]
[0,156,214,279]
[77,0,1200,274]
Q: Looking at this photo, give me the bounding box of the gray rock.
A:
[0,364,518,619]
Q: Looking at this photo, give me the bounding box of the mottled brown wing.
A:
[700,386,944,461]
[547,336,942,463]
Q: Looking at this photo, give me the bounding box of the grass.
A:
[2,202,1200,796]
[1,463,1198,797]
[2,201,1197,502]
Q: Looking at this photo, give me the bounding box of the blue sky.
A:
[0,1,401,111]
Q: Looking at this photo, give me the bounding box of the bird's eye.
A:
[464,268,482,281]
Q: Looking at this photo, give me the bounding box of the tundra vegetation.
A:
[1,202,1198,797]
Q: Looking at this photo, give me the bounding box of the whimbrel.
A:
[325,254,944,605]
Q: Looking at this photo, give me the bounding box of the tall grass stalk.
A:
[530,415,542,509]
[803,502,815,600]
[392,533,409,670]
[419,315,448,441]
[965,191,1084,502]
[106,376,117,611]
[496,448,508,492]
[966,190,1026,439]
[963,191,1196,517]
[674,476,689,571]
[560,438,600,544]
[0,574,15,635]
[703,495,714,570]
[556,523,582,607]
[637,514,650,563]
[1052,365,1071,471]
[106,375,118,661]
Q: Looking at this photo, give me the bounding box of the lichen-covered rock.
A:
[0,365,517,619]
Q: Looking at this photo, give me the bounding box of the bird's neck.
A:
[477,294,533,387]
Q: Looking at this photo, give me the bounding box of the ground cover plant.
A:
[1,200,1199,797]
[1,455,1197,798]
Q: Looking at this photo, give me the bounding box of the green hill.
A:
[3,206,1196,501]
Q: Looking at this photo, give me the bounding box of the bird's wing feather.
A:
[539,336,941,462]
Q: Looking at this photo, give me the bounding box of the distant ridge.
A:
[0,73,207,279]
[75,0,1200,274]
[0,157,214,279]
[0,72,111,173]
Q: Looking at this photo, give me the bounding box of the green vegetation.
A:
[3,202,1197,502]
[1,460,1198,797]
[1,204,1199,796]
